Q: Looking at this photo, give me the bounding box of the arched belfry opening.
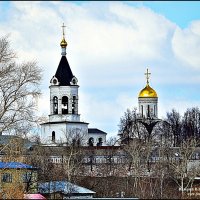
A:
[53,96,58,114]
[62,96,68,114]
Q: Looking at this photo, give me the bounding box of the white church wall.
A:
[49,114,80,122]
[65,123,89,145]
[40,123,66,144]
[41,122,89,145]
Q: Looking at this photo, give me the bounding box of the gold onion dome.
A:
[138,68,158,98]
[139,84,157,98]
[60,38,67,48]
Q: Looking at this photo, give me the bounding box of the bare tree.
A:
[118,108,148,144]
[0,35,42,136]
[166,109,182,144]
[168,138,200,198]
[182,107,200,141]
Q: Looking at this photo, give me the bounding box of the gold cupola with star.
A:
[138,68,158,119]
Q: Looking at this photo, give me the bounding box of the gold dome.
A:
[60,38,67,48]
[60,23,67,48]
[139,84,157,98]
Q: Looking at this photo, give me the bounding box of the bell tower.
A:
[40,24,89,144]
[49,23,79,122]
[138,68,158,119]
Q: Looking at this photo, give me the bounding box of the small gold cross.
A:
[145,68,151,85]
[61,23,66,38]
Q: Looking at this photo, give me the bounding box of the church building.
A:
[138,68,158,119]
[40,24,107,146]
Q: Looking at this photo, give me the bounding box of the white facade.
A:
[40,121,89,145]
[138,97,158,119]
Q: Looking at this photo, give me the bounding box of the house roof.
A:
[88,128,107,135]
[55,56,74,86]
[24,194,46,199]
[0,135,34,149]
[38,181,96,195]
[0,162,36,169]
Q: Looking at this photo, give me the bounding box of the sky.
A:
[1,1,200,138]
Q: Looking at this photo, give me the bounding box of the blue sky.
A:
[136,1,200,28]
[71,1,200,28]
[0,1,200,138]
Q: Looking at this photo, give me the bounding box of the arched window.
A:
[97,138,103,146]
[62,96,68,114]
[88,137,94,146]
[53,96,58,114]
[52,131,55,142]
[154,105,156,116]
[72,96,76,114]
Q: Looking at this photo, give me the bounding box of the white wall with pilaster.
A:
[138,97,158,118]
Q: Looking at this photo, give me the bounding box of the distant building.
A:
[0,135,35,162]
[38,180,96,199]
[40,24,107,146]
[0,162,38,197]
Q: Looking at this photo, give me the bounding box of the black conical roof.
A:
[55,56,74,86]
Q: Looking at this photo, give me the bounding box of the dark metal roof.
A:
[88,128,107,135]
[55,56,74,86]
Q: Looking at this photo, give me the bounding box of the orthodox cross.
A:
[61,23,66,38]
[145,68,151,85]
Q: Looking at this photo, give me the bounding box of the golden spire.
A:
[60,23,67,48]
[145,68,151,85]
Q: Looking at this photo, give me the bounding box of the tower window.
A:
[52,131,55,142]
[147,105,150,118]
[72,96,76,114]
[62,96,68,114]
[141,105,143,117]
[53,96,58,114]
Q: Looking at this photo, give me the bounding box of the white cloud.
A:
[1,2,200,137]
[172,20,200,69]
